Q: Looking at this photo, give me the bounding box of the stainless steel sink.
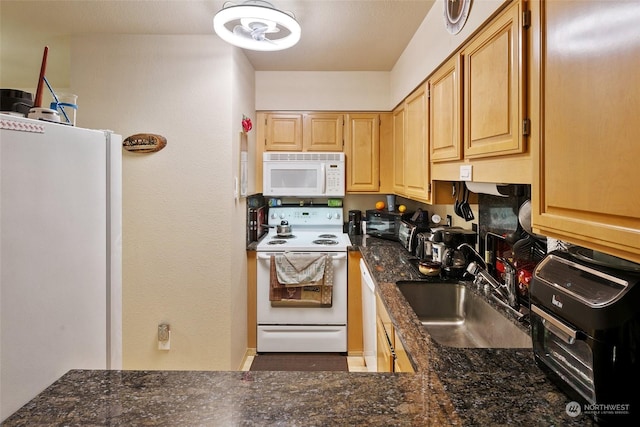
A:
[397,281,532,348]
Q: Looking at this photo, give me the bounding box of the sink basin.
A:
[397,281,532,348]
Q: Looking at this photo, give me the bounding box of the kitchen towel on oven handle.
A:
[275,253,327,285]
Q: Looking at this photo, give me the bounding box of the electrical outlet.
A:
[459,165,473,181]
[158,324,170,351]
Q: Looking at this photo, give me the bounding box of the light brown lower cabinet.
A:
[393,331,414,373]
[375,293,414,373]
[376,316,394,373]
[348,251,363,354]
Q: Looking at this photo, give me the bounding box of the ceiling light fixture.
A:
[213,0,301,51]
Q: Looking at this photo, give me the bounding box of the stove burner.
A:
[273,234,296,239]
[268,240,288,245]
[313,239,338,245]
[318,234,337,239]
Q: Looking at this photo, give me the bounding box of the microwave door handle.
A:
[531,304,578,345]
[321,163,326,194]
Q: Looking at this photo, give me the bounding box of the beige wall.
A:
[71,34,251,370]
[255,71,390,111]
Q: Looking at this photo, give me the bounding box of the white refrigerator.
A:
[0,113,122,420]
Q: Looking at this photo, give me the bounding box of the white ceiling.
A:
[1,0,435,72]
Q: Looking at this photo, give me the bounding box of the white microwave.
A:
[263,152,345,197]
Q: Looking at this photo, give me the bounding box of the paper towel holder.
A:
[465,182,510,197]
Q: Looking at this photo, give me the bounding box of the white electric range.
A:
[255,206,350,352]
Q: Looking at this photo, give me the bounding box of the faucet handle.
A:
[466,261,481,276]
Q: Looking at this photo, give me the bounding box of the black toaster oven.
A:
[530,248,640,424]
[365,210,404,241]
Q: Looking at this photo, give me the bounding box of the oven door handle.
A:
[257,252,347,260]
[531,304,577,345]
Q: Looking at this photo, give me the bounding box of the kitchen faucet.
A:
[457,243,519,310]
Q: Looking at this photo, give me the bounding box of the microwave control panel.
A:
[325,163,345,195]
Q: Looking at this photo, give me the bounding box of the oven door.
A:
[256,251,348,324]
[531,304,596,404]
[256,251,348,352]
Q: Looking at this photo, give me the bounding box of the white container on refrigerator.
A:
[0,114,122,421]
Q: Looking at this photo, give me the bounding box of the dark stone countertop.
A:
[4,235,594,426]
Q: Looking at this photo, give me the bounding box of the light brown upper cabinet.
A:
[463,0,526,159]
[531,0,640,263]
[392,84,430,202]
[392,103,405,195]
[264,113,303,151]
[403,83,430,202]
[263,112,344,152]
[345,113,380,192]
[303,113,344,151]
[392,104,405,195]
[429,54,463,162]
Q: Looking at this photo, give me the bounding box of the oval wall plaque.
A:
[123,133,167,153]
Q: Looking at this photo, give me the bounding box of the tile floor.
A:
[241,356,370,372]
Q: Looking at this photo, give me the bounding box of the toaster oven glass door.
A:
[531,304,596,403]
[365,214,399,240]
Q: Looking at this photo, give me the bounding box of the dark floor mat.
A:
[249,352,348,372]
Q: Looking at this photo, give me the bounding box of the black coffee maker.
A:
[348,210,362,235]
[440,229,477,279]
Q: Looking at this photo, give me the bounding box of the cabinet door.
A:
[376,317,394,373]
[345,114,380,192]
[404,84,430,202]
[303,113,344,151]
[392,105,405,195]
[347,251,363,353]
[430,54,463,162]
[533,0,640,263]
[378,113,394,194]
[265,113,303,151]
[393,330,414,373]
[463,1,525,158]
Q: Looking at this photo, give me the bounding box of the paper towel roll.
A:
[465,182,509,197]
